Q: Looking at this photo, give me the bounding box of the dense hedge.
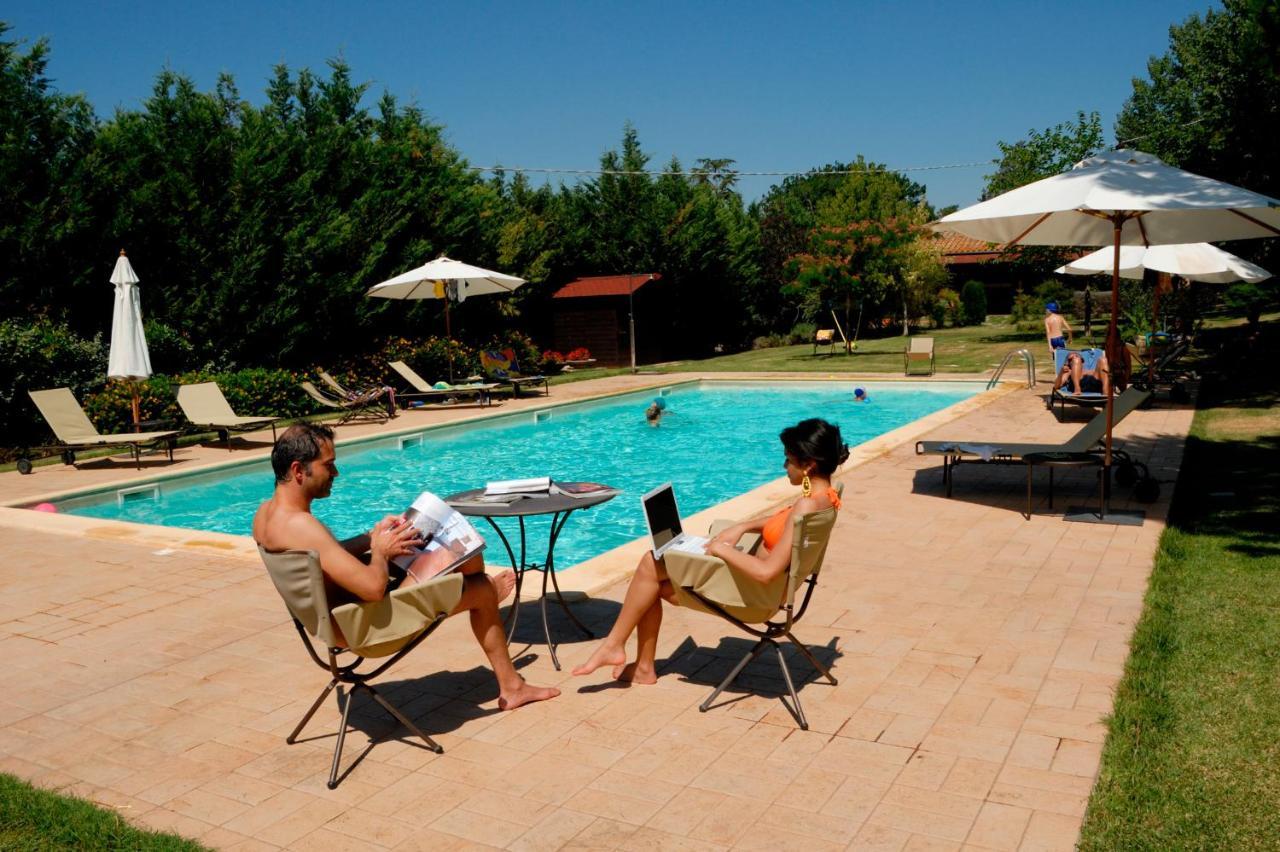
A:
[0,319,106,448]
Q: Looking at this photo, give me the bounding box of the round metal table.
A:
[445,486,617,670]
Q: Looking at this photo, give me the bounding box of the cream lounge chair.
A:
[387,361,497,408]
[176,382,281,450]
[916,386,1150,497]
[662,485,843,730]
[813,328,836,355]
[21,387,178,474]
[300,381,389,424]
[258,548,464,788]
[904,336,936,375]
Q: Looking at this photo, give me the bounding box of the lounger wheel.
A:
[1134,477,1161,503]
[1114,461,1138,487]
[61,449,76,466]
[16,457,33,475]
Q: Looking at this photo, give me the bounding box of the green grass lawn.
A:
[646,317,1059,376]
[1077,317,1280,849]
[0,773,208,850]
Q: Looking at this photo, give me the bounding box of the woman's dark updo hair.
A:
[780,418,850,476]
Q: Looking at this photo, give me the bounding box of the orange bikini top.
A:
[761,487,842,550]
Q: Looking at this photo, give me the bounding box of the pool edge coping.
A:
[0,379,1020,597]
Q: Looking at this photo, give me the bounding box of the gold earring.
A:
[802,473,812,497]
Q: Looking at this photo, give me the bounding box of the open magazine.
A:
[552,481,617,500]
[393,491,486,574]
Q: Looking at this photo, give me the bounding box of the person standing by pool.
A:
[572,418,847,684]
[1045,302,1072,357]
[253,423,559,711]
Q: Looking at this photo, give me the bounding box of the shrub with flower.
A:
[539,350,565,375]
[565,347,592,362]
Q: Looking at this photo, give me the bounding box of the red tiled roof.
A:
[933,229,1005,264]
[553,273,662,299]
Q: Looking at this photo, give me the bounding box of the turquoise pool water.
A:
[65,381,982,568]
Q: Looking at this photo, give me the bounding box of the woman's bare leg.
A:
[450,574,559,710]
[573,552,667,676]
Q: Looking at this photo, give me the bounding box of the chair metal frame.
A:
[285,612,448,789]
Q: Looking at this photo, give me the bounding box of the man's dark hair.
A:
[272,423,335,482]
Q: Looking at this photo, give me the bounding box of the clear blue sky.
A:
[7,0,1216,209]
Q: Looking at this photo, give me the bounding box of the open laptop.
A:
[642,483,709,559]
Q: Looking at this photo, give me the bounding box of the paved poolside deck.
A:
[0,373,1192,850]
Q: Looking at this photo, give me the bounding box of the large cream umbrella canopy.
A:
[1056,242,1272,283]
[935,149,1280,495]
[107,250,152,429]
[365,255,526,337]
[366,256,527,378]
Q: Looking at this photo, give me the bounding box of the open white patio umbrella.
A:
[1056,242,1272,283]
[366,256,526,379]
[936,149,1280,492]
[107,250,152,429]
[365,255,526,339]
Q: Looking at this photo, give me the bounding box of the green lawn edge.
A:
[1077,318,1280,849]
[0,773,210,851]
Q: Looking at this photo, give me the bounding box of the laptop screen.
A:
[642,484,683,551]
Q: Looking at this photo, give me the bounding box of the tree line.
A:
[2,0,1276,378]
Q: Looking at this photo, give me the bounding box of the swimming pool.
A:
[63,381,984,568]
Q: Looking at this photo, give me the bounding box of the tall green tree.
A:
[983,111,1104,199]
[1116,0,1280,267]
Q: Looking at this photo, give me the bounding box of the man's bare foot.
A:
[611,662,658,684]
[497,679,560,711]
[489,569,517,603]
[571,644,627,676]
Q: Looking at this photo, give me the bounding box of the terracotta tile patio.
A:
[0,374,1192,850]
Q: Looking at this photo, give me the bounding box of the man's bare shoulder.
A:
[254,498,335,553]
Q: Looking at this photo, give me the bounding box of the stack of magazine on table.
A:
[448,477,617,508]
[393,491,485,575]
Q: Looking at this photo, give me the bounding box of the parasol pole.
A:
[1103,215,1124,509]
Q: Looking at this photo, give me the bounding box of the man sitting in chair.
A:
[253,424,559,711]
[1055,351,1111,396]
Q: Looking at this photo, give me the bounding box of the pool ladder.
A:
[988,348,1036,390]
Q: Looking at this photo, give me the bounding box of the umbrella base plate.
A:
[1062,507,1146,527]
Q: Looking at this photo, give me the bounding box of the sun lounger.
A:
[21,387,178,473]
[300,381,389,424]
[176,381,281,450]
[916,386,1150,497]
[904,337,936,376]
[387,361,496,408]
[480,349,549,397]
[1048,348,1108,416]
[663,485,842,730]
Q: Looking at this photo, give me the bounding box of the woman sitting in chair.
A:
[573,418,848,683]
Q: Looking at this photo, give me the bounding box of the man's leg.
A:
[450,574,559,710]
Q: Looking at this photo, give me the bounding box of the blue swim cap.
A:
[653,398,667,410]
[1045,302,1059,313]
[854,387,865,398]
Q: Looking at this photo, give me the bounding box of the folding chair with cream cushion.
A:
[813,329,836,355]
[176,381,281,450]
[258,547,465,789]
[662,484,843,729]
[21,387,178,473]
[904,336,936,375]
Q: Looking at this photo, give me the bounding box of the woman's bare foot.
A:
[571,643,627,676]
[489,569,517,603]
[610,662,658,684]
[497,679,560,710]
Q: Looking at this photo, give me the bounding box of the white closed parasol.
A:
[107,250,153,429]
